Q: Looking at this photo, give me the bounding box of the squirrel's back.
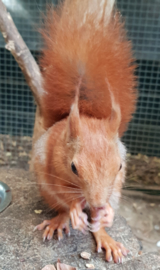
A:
[40,0,137,136]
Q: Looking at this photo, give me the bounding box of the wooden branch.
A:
[124,184,160,191]
[0,0,45,108]
[122,189,160,200]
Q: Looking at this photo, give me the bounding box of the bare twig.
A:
[0,0,47,153]
[0,0,45,107]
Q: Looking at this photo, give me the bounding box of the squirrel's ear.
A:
[106,79,121,135]
[66,81,81,141]
[66,101,80,141]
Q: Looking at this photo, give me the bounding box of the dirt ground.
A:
[119,194,160,254]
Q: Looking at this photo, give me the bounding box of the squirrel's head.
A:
[65,79,126,210]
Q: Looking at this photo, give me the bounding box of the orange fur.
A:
[32,0,137,261]
[39,0,137,136]
[33,115,123,210]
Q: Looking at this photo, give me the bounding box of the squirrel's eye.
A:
[71,162,78,176]
[119,164,122,171]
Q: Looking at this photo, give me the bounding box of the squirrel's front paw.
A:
[101,203,114,228]
[70,200,88,233]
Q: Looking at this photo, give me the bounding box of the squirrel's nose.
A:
[90,205,106,222]
[91,205,105,210]
[94,206,105,210]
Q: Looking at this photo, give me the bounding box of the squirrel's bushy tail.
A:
[40,0,137,136]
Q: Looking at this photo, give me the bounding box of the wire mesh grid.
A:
[117,0,160,156]
[0,0,160,167]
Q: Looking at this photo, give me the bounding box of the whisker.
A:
[38,183,81,191]
[111,193,131,203]
[120,197,131,203]
[56,195,84,212]
[46,191,82,194]
[35,170,80,188]
[12,180,81,191]
[80,197,86,204]
[47,194,84,214]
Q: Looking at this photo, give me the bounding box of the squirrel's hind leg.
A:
[92,228,129,263]
[91,205,129,264]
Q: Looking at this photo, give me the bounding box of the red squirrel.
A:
[32,0,137,264]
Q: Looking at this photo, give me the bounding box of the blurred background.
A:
[0,0,160,254]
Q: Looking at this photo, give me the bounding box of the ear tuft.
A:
[106,78,121,135]
[66,78,82,141]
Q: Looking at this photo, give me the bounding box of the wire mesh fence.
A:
[0,0,160,167]
[117,0,160,157]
